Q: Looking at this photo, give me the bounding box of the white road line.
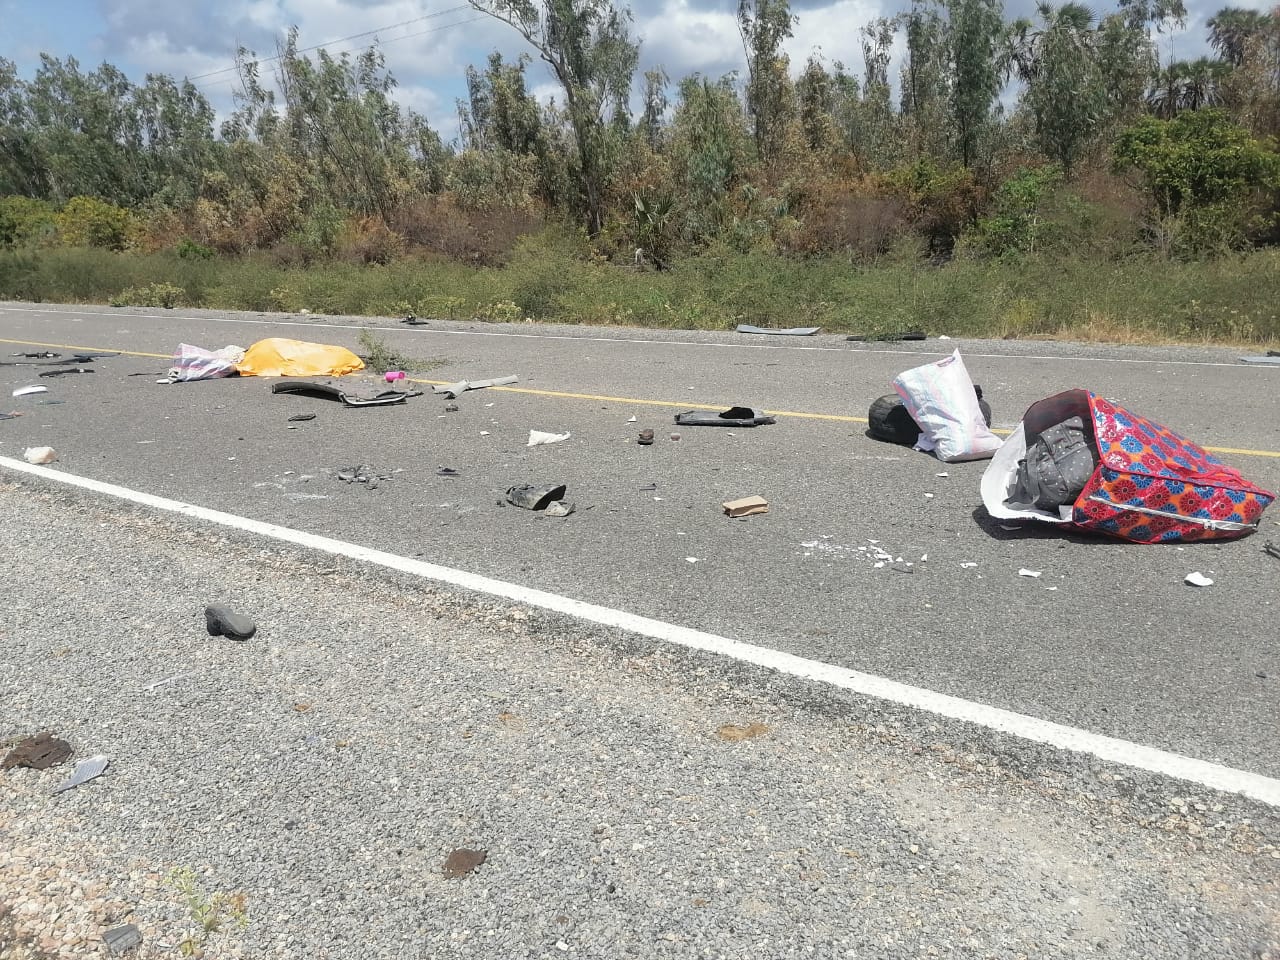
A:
[4,453,1279,807]
[1,304,1263,368]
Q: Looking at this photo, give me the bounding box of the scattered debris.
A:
[442,848,487,878]
[1238,353,1280,365]
[335,464,392,488]
[103,924,143,955]
[1184,571,1214,587]
[685,557,700,563]
[436,467,461,478]
[637,428,655,445]
[1265,542,1280,560]
[271,381,421,407]
[38,367,94,378]
[846,330,926,342]
[142,670,201,692]
[384,371,406,382]
[0,411,22,420]
[638,483,657,491]
[23,446,57,464]
[674,406,775,428]
[287,413,316,422]
[1018,568,1042,578]
[717,722,769,741]
[12,385,47,397]
[444,402,459,412]
[627,416,637,423]
[544,501,575,517]
[204,604,257,640]
[52,755,109,795]
[2,732,72,770]
[960,562,978,569]
[936,472,949,478]
[723,495,769,518]
[432,375,518,399]
[669,432,682,441]
[736,324,820,336]
[506,483,567,511]
[13,351,60,359]
[401,315,429,326]
[528,429,571,446]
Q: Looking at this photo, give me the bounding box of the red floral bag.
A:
[982,389,1273,543]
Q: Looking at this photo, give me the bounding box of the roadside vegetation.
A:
[1,0,1279,343]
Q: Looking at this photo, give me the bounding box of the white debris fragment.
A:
[924,493,935,499]
[627,415,637,422]
[1184,571,1214,587]
[936,472,949,478]
[1018,569,1042,579]
[22,446,57,464]
[528,430,571,446]
[685,557,699,563]
[920,554,928,562]
[960,562,978,569]
[874,561,885,568]
[12,385,47,397]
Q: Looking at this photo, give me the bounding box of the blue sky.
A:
[1,0,1268,142]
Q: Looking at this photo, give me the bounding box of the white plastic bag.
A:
[892,349,1002,462]
[166,344,245,383]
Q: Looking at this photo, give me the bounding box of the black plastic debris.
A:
[288,413,316,422]
[846,330,927,342]
[38,367,95,378]
[506,483,567,511]
[401,315,429,326]
[13,351,61,359]
[437,467,462,478]
[2,732,72,770]
[867,388,992,446]
[674,406,776,428]
[103,924,142,954]
[271,381,421,407]
[204,604,257,641]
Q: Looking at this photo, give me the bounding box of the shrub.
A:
[109,281,186,308]
[0,197,58,249]
[336,218,405,266]
[176,238,214,260]
[782,186,909,258]
[389,195,541,266]
[57,196,138,251]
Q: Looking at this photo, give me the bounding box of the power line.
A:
[187,5,473,82]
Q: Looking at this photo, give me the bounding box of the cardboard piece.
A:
[722,495,769,518]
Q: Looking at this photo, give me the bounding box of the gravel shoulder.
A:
[1,478,1278,960]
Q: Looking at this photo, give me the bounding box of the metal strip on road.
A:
[4,335,1280,458]
[4,453,1280,808]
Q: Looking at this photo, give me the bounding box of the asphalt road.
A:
[2,301,1278,780]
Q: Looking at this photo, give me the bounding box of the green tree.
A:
[469,0,640,234]
[946,0,1006,167]
[1016,3,1108,175]
[1147,57,1232,118]
[737,0,796,163]
[899,1,951,161]
[1207,6,1269,65]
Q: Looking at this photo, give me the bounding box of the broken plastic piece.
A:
[204,604,257,640]
[723,495,769,518]
[401,315,429,326]
[13,351,60,359]
[2,732,72,770]
[736,324,820,336]
[287,413,316,422]
[1184,571,1214,587]
[432,375,519,399]
[271,381,420,407]
[12,385,47,397]
[38,367,94,378]
[103,924,142,955]
[23,446,57,464]
[437,467,461,478]
[1265,542,1280,560]
[1238,355,1280,365]
[528,429,571,446]
[52,755,109,794]
[544,501,575,517]
[384,371,406,382]
[506,483,567,511]
[674,406,775,428]
[1018,569,1042,578]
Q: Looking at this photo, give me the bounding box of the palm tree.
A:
[1147,57,1231,117]
[1207,7,1269,67]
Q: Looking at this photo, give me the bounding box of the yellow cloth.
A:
[236,338,364,378]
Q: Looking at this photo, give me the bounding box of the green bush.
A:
[57,196,138,251]
[109,281,186,308]
[0,196,58,249]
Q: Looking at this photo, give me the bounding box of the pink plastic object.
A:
[384,371,405,382]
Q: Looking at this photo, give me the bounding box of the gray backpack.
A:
[1008,416,1098,511]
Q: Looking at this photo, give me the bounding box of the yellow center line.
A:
[6,337,1280,460]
